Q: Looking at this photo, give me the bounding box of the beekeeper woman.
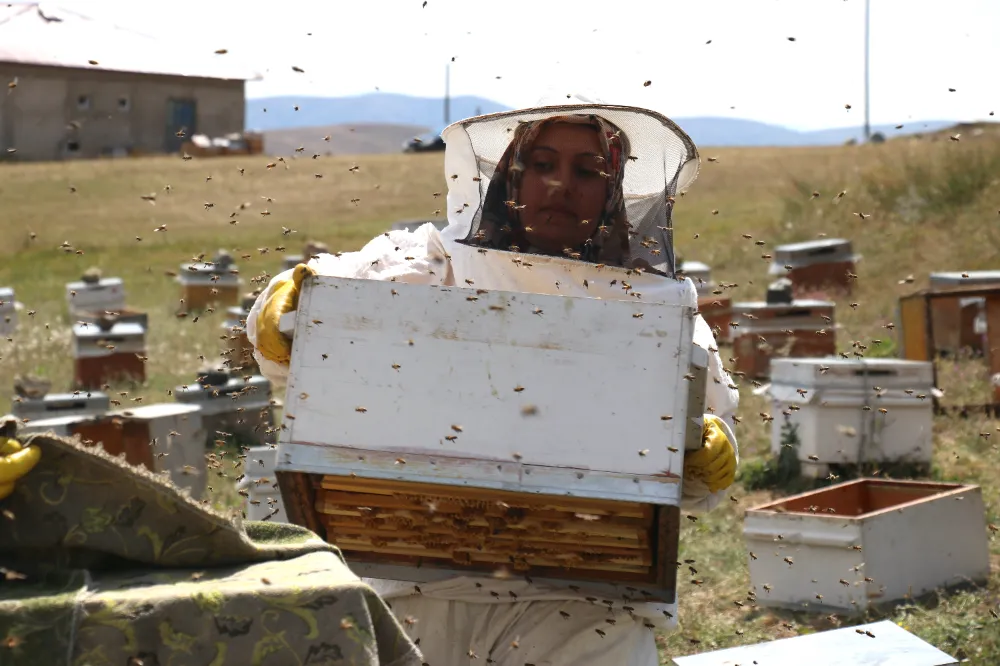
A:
[247,101,739,666]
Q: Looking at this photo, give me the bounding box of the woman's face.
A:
[517,123,609,254]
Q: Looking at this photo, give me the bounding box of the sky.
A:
[58,0,1000,131]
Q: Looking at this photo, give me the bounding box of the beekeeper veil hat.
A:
[440,95,700,275]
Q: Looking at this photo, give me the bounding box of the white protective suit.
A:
[246,102,740,666]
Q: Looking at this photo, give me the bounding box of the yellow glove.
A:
[683,414,736,494]
[0,437,42,500]
[255,263,317,366]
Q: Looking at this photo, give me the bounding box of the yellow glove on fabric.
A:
[255,263,317,366]
[683,414,737,494]
[0,437,41,500]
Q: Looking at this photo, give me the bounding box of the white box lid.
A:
[72,321,146,339]
[929,271,1000,286]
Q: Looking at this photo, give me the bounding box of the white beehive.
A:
[743,479,991,614]
[673,619,958,666]
[11,391,110,421]
[237,445,287,522]
[0,287,17,336]
[679,261,712,295]
[274,272,709,604]
[65,276,126,318]
[174,374,274,445]
[282,255,304,272]
[765,358,936,475]
[18,403,207,498]
[768,238,861,275]
[72,321,147,358]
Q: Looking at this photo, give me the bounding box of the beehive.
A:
[0,287,16,337]
[274,273,709,604]
[678,261,712,293]
[18,403,207,498]
[11,390,110,422]
[237,445,286,522]
[176,261,240,311]
[672,619,958,666]
[72,321,147,389]
[74,307,148,330]
[731,299,837,379]
[769,239,860,298]
[928,271,1000,356]
[765,358,936,477]
[174,373,274,446]
[743,479,990,614]
[220,300,259,375]
[65,276,126,319]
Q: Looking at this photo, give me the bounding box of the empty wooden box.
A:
[18,403,207,498]
[65,275,126,319]
[731,299,837,379]
[743,479,990,613]
[174,373,274,446]
[72,321,147,389]
[764,358,936,477]
[928,271,1000,356]
[273,273,710,605]
[673,619,958,666]
[177,261,240,311]
[769,239,860,298]
[11,390,110,422]
[0,287,16,337]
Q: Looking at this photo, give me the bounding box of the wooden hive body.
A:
[731,300,837,379]
[274,273,708,603]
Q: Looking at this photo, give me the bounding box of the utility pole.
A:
[863,0,871,141]
[444,62,451,127]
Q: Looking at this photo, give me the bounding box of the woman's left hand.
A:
[683,414,737,493]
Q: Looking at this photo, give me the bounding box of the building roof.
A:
[0,3,262,81]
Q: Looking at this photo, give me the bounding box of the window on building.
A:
[76,95,90,111]
[117,96,130,112]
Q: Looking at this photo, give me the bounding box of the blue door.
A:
[165,99,197,152]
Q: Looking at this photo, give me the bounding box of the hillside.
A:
[263,122,430,156]
[248,92,963,149]
[0,136,998,660]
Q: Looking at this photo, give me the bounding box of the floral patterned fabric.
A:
[0,431,422,666]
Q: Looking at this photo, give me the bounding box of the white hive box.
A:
[237,446,287,522]
[18,403,207,498]
[765,358,936,474]
[743,479,991,614]
[275,272,708,603]
[673,619,957,666]
[72,321,148,388]
[11,391,110,421]
[174,374,274,446]
[679,261,712,295]
[282,255,304,272]
[65,276,126,318]
[0,287,17,336]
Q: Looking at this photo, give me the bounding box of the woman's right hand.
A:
[255,263,316,366]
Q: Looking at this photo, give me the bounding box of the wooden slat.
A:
[319,474,652,520]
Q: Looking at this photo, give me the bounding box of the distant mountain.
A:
[247,93,507,133]
[247,93,962,150]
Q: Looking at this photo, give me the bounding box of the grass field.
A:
[1,132,999,663]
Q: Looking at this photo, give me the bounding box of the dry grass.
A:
[1,135,999,663]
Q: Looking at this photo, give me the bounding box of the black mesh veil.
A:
[439,103,700,276]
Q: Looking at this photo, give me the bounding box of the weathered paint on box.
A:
[766,358,935,469]
[743,479,991,614]
[673,619,957,666]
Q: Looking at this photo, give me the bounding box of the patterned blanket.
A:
[0,430,422,666]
